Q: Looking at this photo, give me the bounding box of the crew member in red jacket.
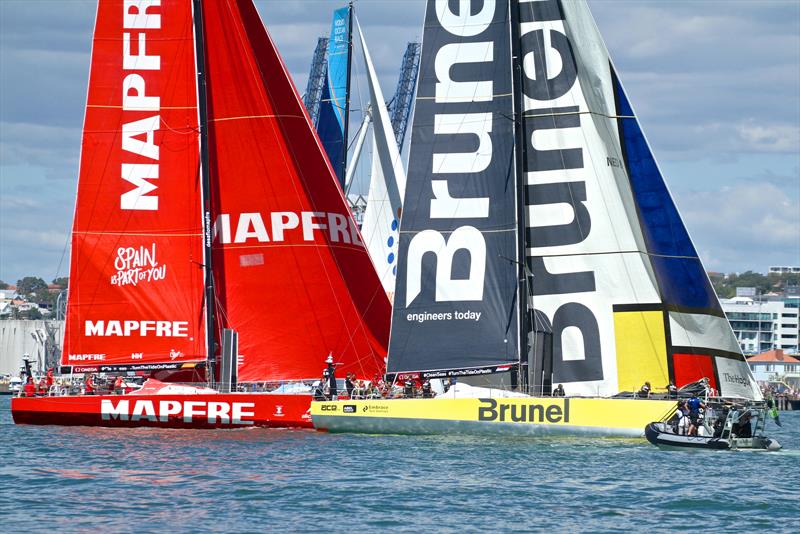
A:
[23,376,36,397]
[113,375,124,395]
[84,374,96,395]
[37,377,48,395]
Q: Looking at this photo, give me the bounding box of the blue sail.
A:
[317,6,351,187]
[612,70,719,313]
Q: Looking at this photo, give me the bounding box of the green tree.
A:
[51,277,69,288]
[16,276,48,296]
[15,276,55,306]
[20,307,43,320]
[0,280,8,290]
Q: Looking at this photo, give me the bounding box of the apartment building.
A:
[721,296,800,354]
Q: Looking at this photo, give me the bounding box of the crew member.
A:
[345,373,355,398]
[686,394,705,436]
[113,375,124,395]
[638,381,651,398]
[324,354,338,400]
[666,381,678,399]
[37,377,48,396]
[422,380,433,398]
[553,384,565,397]
[45,368,55,389]
[23,376,36,397]
[403,377,415,398]
[84,374,96,395]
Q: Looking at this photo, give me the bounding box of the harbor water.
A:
[1,396,798,532]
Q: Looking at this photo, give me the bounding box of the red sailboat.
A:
[12,0,390,428]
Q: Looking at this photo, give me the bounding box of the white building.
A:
[746,349,800,388]
[721,297,800,355]
[768,266,800,274]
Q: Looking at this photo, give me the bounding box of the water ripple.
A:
[1,398,797,532]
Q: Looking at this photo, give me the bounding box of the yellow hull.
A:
[311,397,677,438]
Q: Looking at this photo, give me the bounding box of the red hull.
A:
[11,393,313,429]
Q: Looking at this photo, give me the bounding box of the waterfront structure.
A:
[721,297,800,354]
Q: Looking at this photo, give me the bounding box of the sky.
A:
[0,0,798,285]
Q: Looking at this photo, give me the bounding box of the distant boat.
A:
[312,0,775,440]
[13,0,390,428]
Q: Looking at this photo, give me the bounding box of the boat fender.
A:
[764,438,781,452]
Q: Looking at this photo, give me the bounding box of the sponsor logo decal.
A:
[320,404,338,412]
[361,404,389,414]
[721,372,750,387]
[213,211,362,247]
[101,399,256,425]
[120,0,163,211]
[68,353,106,362]
[343,405,356,413]
[273,405,285,417]
[477,398,570,424]
[111,244,167,286]
[85,320,189,337]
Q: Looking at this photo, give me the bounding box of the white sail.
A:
[356,19,407,298]
[519,0,760,399]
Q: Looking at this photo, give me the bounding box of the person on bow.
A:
[638,381,651,398]
[324,354,338,400]
[553,384,565,397]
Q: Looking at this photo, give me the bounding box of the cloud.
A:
[677,182,800,272]
[0,0,797,281]
[0,122,80,172]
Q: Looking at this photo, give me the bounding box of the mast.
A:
[509,0,529,391]
[192,0,218,386]
[341,1,354,184]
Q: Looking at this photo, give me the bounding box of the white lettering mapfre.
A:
[101,399,256,425]
[85,320,188,337]
[121,0,162,211]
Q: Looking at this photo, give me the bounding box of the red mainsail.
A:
[62,0,206,369]
[202,0,390,381]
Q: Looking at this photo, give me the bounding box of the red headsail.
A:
[201,0,390,381]
[62,0,206,370]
